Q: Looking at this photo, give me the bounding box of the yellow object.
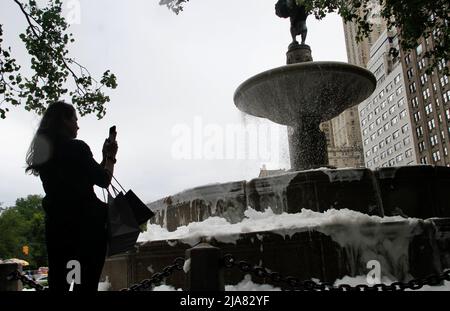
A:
[22,245,29,256]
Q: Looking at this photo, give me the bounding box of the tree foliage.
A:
[159,0,449,75]
[0,195,47,269]
[0,0,117,119]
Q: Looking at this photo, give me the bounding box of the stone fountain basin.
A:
[234,61,376,125]
[102,218,450,290]
[148,166,450,231]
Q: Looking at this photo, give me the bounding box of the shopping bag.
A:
[112,176,155,225]
[106,191,141,256]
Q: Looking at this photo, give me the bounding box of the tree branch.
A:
[13,0,41,38]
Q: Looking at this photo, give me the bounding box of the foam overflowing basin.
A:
[101,166,450,290]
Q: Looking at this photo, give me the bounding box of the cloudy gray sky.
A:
[0,0,347,207]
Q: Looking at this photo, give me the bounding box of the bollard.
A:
[185,243,224,291]
[0,263,23,291]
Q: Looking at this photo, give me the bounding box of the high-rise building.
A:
[358,30,418,169]
[324,1,386,168]
[399,35,450,166]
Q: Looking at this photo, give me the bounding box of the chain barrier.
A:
[6,270,46,291]
[222,253,450,291]
[120,257,185,291]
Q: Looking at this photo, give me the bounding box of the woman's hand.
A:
[102,138,118,159]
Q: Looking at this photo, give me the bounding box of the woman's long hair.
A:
[26,101,76,176]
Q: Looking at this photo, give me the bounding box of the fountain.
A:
[234,47,376,170]
[101,3,450,290]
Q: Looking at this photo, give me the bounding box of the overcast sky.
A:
[0,0,347,207]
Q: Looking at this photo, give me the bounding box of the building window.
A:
[404,136,411,146]
[364,138,369,146]
[427,119,436,130]
[381,151,387,159]
[407,68,414,79]
[440,75,449,87]
[416,126,423,138]
[430,134,439,146]
[368,112,374,121]
[386,83,393,92]
[366,150,371,157]
[418,141,426,152]
[400,109,407,119]
[381,101,387,109]
[405,149,413,158]
[444,147,448,156]
[382,111,388,120]
[379,90,385,99]
[371,133,376,141]
[411,97,419,108]
[413,111,421,122]
[446,109,450,121]
[420,156,428,164]
[377,128,383,136]
[386,136,392,145]
[396,154,403,163]
[396,86,403,96]
[418,58,426,70]
[398,98,405,107]
[432,151,441,162]
[372,145,379,153]
[388,147,394,155]
[409,82,417,93]
[443,90,450,103]
[384,122,390,131]
[401,124,409,134]
[394,74,401,84]
[389,106,396,114]
[375,106,380,115]
[363,128,369,136]
[388,94,395,103]
[391,116,399,126]
[369,122,375,130]
[422,88,430,100]
[425,104,433,115]
[389,159,396,166]
[405,54,411,65]
[420,73,428,86]
[394,142,402,151]
[379,141,386,148]
[393,130,400,140]
[376,117,381,125]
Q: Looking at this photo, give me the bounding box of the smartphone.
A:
[109,125,117,142]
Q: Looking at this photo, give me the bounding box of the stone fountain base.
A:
[148,165,450,232]
[101,218,450,290]
[101,165,450,290]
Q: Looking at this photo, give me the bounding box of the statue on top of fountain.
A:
[275,0,310,46]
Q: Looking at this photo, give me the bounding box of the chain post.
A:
[186,242,224,291]
[1,263,23,291]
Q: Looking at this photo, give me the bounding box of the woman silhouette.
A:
[26,101,118,291]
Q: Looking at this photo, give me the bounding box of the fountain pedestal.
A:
[288,116,328,170]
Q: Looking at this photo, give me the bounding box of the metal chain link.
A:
[223,253,450,291]
[7,270,46,291]
[120,257,185,291]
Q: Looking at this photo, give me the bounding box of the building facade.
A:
[323,1,386,168]
[358,30,418,169]
[399,36,450,166]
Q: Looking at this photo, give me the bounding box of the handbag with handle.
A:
[105,177,155,256]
